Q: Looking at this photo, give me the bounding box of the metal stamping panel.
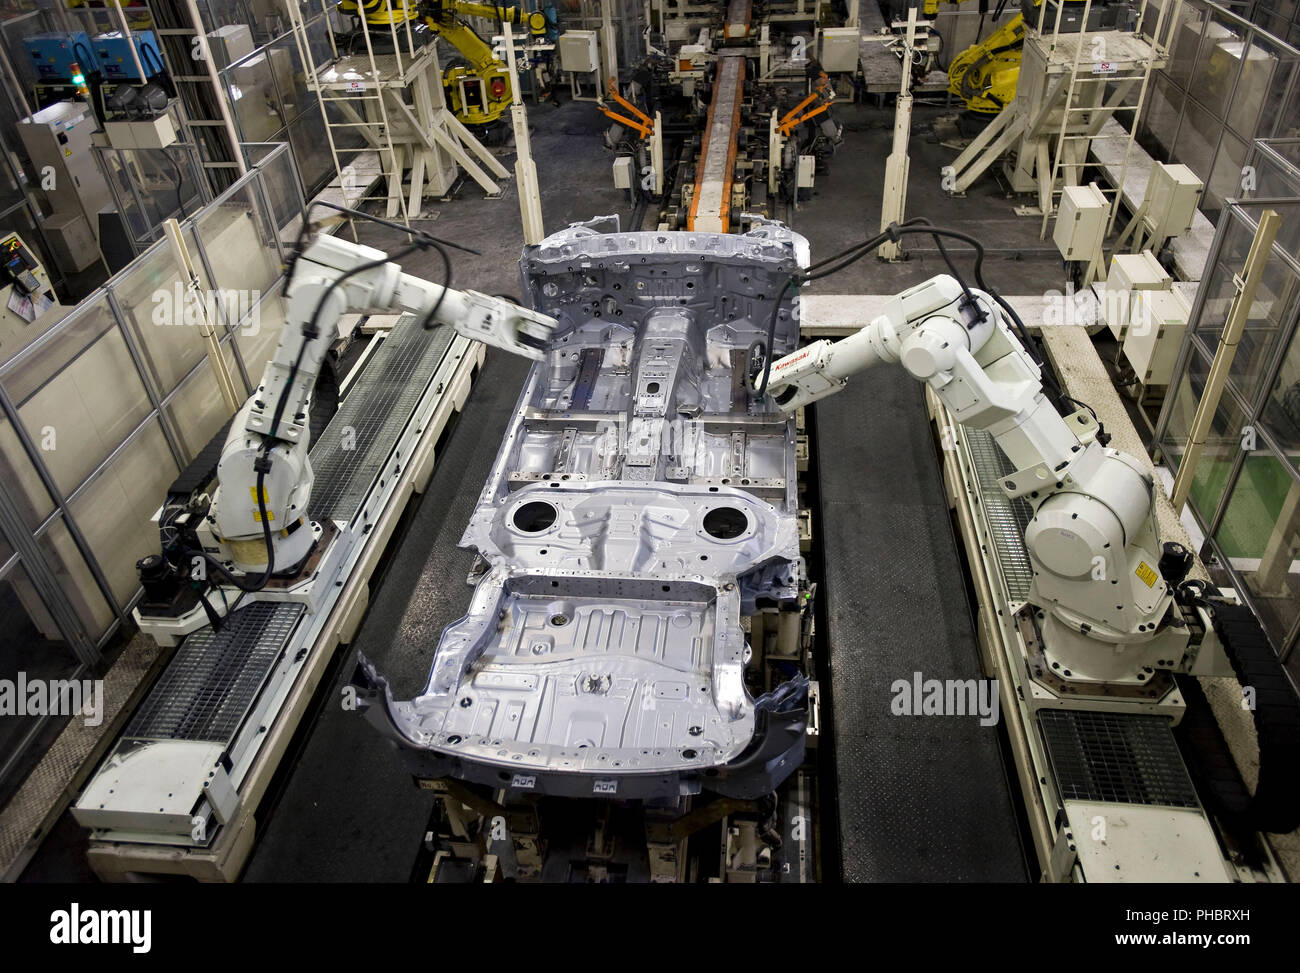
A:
[1039,709,1199,808]
[123,602,303,744]
[309,314,455,521]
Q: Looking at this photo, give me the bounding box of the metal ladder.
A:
[1035,0,1174,237]
[286,0,413,229]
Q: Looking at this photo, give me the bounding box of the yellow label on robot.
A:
[1135,561,1157,588]
[250,484,274,521]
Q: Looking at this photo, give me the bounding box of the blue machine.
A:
[24,32,98,81]
[92,30,162,82]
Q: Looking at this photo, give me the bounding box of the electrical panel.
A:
[820,28,860,73]
[1145,163,1203,242]
[207,24,255,70]
[613,156,633,190]
[558,31,599,74]
[25,32,97,80]
[1053,183,1108,261]
[92,30,160,81]
[1122,288,1191,386]
[1105,250,1171,339]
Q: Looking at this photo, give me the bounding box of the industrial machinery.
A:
[768,272,1204,682]
[348,217,1299,881]
[135,232,554,636]
[356,216,815,805]
[337,0,550,128]
[17,101,113,276]
[602,0,843,232]
[0,233,64,357]
[946,0,1137,115]
[946,9,1026,114]
[73,225,556,871]
[24,29,173,116]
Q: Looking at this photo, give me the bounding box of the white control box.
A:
[1104,250,1171,339]
[559,30,599,73]
[820,28,860,72]
[1145,163,1202,241]
[797,155,815,189]
[613,156,632,189]
[1122,288,1190,386]
[207,24,254,69]
[1053,183,1108,261]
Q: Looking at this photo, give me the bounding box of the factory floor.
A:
[20,95,1070,882]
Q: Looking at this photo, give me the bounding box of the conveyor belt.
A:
[687,54,745,233]
[816,367,1027,881]
[310,315,457,522]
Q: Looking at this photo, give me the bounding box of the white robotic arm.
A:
[210,233,556,579]
[767,275,1192,685]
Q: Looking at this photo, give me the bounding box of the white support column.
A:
[504,26,544,244]
[601,0,620,86]
[879,8,917,261]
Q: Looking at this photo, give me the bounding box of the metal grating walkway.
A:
[963,427,1034,601]
[124,602,303,744]
[310,314,456,522]
[1039,709,1199,808]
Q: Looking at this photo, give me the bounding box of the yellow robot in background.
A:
[946,12,1026,114]
[339,0,548,128]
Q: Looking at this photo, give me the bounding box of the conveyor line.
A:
[688,54,745,233]
[816,366,1027,881]
[724,0,752,39]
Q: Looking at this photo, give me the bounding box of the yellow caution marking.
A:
[1135,561,1157,588]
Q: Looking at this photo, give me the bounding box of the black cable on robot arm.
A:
[747,219,1104,435]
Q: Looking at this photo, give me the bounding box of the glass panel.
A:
[1244,36,1295,141]
[11,316,153,499]
[0,559,83,781]
[1144,74,1184,158]
[1160,346,1248,523]
[235,282,285,383]
[1171,99,1219,190]
[225,46,288,143]
[1186,17,1245,121]
[1212,447,1300,653]
[1206,130,1247,212]
[189,185,280,301]
[67,418,178,608]
[1167,4,1210,89]
[1194,209,1298,396]
[0,415,56,529]
[267,33,311,126]
[255,146,306,239]
[165,343,241,458]
[109,243,212,397]
[288,104,335,199]
[1261,310,1300,452]
[39,516,114,635]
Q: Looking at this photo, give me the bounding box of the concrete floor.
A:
[22,94,1069,882]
